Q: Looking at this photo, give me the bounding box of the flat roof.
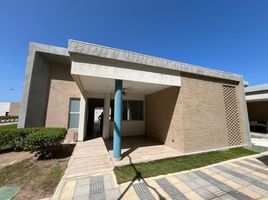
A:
[28,40,244,82]
[245,83,268,93]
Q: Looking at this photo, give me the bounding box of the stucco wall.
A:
[24,53,50,127]
[145,73,245,154]
[45,63,81,128]
[247,101,268,122]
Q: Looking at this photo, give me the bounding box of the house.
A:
[18,40,251,160]
[245,84,268,132]
[0,102,20,116]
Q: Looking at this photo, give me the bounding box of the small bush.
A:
[25,128,67,158]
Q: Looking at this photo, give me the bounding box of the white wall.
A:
[0,102,10,116]
[109,121,145,137]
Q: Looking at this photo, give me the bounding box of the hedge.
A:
[25,128,66,158]
[0,127,67,158]
[0,116,18,120]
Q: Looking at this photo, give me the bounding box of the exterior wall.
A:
[9,102,20,116]
[247,101,268,122]
[0,102,10,116]
[22,53,50,127]
[45,63,81,128]
[145,73,245,154]
[109,121,145,137]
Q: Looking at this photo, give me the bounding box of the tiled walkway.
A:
[53,143,268,199]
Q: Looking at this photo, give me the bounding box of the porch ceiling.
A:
[77,75,170,96]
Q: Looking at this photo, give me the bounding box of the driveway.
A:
[53,151,268,199]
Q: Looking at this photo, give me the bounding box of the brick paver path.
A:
[53,150,268,200]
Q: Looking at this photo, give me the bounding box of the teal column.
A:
[113,79,122,159]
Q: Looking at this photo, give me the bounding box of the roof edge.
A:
[68,39,243,82]
[245,83,268,93]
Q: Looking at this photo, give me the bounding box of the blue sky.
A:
[0,0,267,102]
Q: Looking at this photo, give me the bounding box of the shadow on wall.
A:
[145,86,180,149]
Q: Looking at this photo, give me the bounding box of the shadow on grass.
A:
[117,155,166,200]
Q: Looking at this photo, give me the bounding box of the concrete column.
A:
[113,79,123,160]
[103,93,110,139]
[78,94,87,141]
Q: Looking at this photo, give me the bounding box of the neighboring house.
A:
[245,84,268,132]
[18,40,251,159]
[0,102,20,116]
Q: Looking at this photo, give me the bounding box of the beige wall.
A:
[145,73,244,154]
[45,63,81,128]
[9,102,20,116]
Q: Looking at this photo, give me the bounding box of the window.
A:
[111,100,144,121]
[68,99,80,129]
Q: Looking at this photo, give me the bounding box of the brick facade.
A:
[145,73,245,153]
[45,63,81,128]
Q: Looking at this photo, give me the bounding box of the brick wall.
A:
[45,63,81,128]
[145,73,245,153]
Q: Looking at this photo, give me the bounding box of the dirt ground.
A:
[0,157,69,199]
[0,151,33,169]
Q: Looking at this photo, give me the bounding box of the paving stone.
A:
[195,187,217,199]
[89,192,105,200]
[244,158,267,168]
[105,188,120,200]
[205,185,225,197]
[73,194,90,200]
[216,165,268,191]
[103,175,114,190]
[194,170,253,200]
[90,176,105,194]
[133,182,155,200]
[156,178,188,200]
[234,161,268,176]
[218,193,237,200]
[73,185,90,197]
[76,178,91,186]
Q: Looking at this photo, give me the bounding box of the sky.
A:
[0,0,268,102]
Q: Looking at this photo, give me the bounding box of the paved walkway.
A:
[64,138,113,179]
[52,138,115,200]
[53,150,268,200]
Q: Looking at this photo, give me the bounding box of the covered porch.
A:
[69,40,182,161]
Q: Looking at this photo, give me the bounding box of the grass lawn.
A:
[0,157,69,199]
[114,147,257,183]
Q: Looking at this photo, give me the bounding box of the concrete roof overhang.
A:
[245,84,268,102]
[68,39,243,82]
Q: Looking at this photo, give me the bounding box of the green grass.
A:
[0,158,68,199]
[0,124,17,129]
[114,147,257,183]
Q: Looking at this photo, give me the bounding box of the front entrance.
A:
[87,98,104,139]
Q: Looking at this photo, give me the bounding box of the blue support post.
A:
[113,79,122,160]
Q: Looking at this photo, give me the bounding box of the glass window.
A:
[68,99,80,129]
[110,100,144,121]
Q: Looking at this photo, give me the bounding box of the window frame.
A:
[68,98,81,129]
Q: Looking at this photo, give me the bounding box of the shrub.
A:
[0,127,25,150]
[25,128,67,158]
